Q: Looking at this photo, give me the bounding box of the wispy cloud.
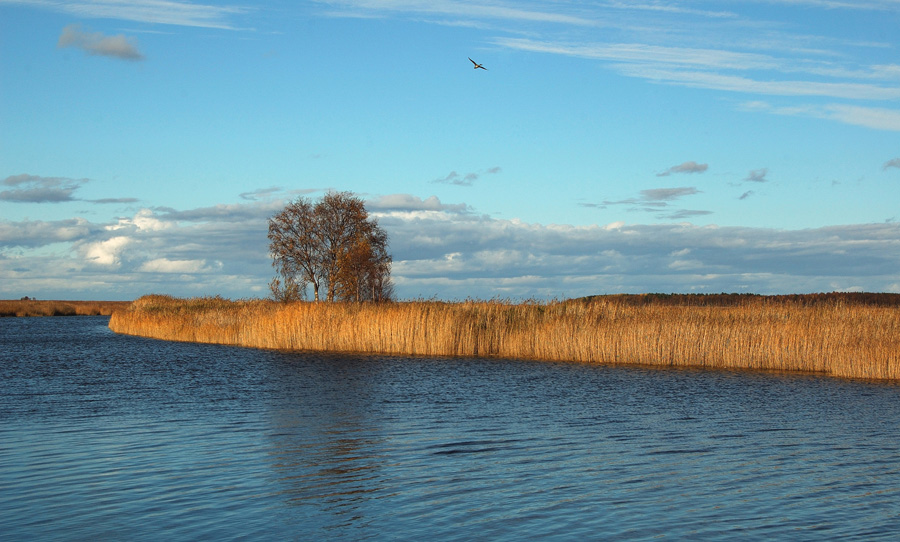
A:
[58,24,144,60]
[1,174,86,203]
[657,162,708,177]
[884,158,900,170]
[641,187,701,200]
[604,1,737,19]
[7,0,247,29]
[496,38,780,72]
[744,168,769,183]
[764,0,900,10]
[621,66,900,101]
[742,101,900,131]
[432,166,501,186]
[583,186,704,220]
[239,186,283,201]
[316,0,596,26]
[1,174,136,204]
[89,197,140,204]
[305,0,900,109]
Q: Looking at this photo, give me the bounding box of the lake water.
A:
[2,316,900,540]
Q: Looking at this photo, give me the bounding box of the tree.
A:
[333,226,393,302]
[267,191,392,302]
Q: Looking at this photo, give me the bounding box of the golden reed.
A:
[109,294,900,380]
[1,299,131,317]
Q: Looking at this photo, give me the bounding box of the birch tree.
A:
[267,192,392,302]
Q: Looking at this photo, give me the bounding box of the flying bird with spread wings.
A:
[469,57,487,70]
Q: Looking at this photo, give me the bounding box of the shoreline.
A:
[1,299,132,318]
[109,294,900,381]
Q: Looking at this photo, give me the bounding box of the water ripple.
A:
[3,317,900,540]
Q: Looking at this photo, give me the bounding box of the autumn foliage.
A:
[267,191,392,302]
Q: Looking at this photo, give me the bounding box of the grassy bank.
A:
[109,294,900,380]
[1,299,132,317]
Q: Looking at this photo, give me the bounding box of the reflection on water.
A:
[2,316,900,540]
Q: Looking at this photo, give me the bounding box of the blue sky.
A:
[1,0,899,300]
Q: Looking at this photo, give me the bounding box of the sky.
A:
[1,0,899,301]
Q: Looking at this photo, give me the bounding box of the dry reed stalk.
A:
[108,295,900,381]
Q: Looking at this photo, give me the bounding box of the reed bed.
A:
[108,294,900,381]
[1,299,132,317]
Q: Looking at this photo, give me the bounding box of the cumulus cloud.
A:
[4,195,900,301]
[657,161,708,177]
[82,236,131,266]
[1,174,86,202]
[57,24,144,61]
[381,211,900,299]
[432,167,501,186]
[883,158,900,170]
[367,194,470,214]
[744,168,769,183]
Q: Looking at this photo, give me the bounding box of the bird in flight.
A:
[469,57,487,70]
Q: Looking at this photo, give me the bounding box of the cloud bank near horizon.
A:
[2,193,898,300]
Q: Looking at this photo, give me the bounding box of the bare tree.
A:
[268,197,323,301]
[267,191,392,302]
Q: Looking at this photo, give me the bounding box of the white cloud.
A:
[496,38,780,72]
[368,194,469,213]
[627,66,900,100]
[820,105,900,131]
[742,102,900,131]
[130,209,171,231]
[138,258,211,273]
[7,0,246,29]
[317,0,596,26]
[82,235,130,266]
[3,195,900,300]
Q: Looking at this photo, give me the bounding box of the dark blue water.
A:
[2,316,899,540]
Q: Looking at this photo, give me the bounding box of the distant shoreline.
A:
[1,299,132,317]
[109,293,900,381]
